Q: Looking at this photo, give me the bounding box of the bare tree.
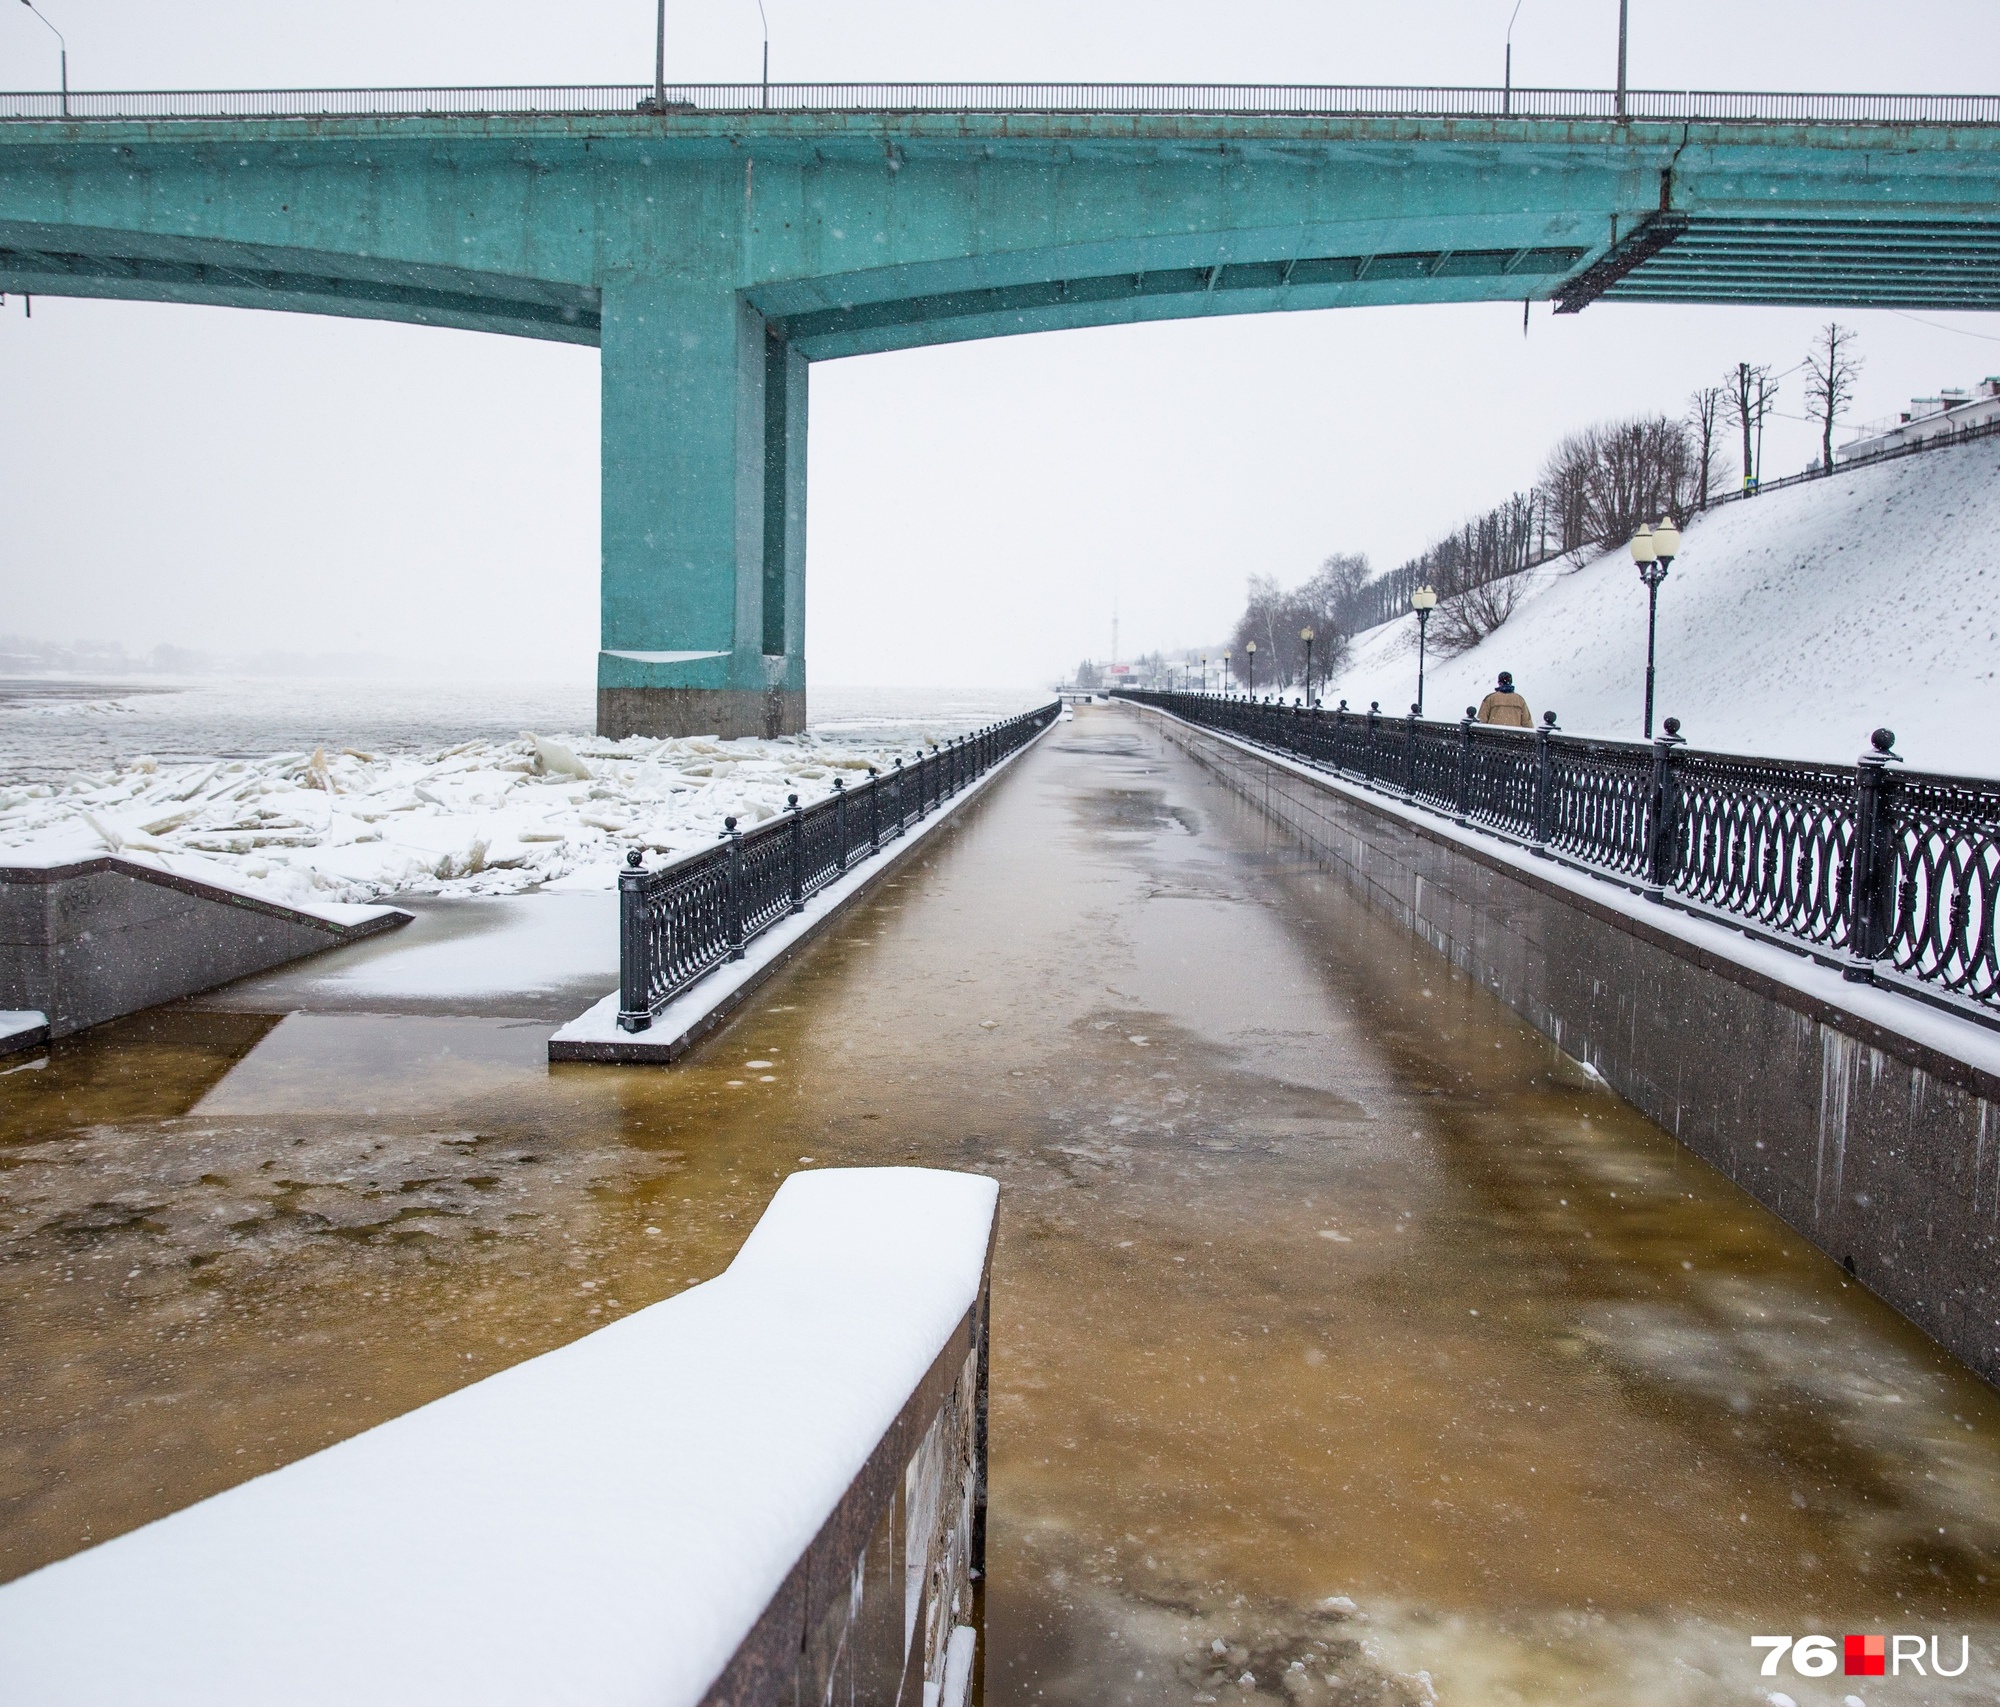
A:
[1685,385,1729,508]
[1227,557,1368,693]
[1803,322,1863,476]
[1726,362,1776,491]
[1538,431,1598,561]
[1430,575,1525,657]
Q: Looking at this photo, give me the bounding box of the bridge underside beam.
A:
[0,224,600,344]
[765,243,1589,359]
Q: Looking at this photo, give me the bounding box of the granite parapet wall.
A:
[1142,708,2000,1389]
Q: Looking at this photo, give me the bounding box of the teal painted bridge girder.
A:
[4,101,1999,735]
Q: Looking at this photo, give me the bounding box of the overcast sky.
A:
[4,2,1999,686]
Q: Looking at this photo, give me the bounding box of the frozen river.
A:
[4,703,1998,1702]
[0,675,1044,784]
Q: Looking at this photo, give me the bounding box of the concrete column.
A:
[597,273,807,739]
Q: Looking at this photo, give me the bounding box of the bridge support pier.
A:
[597,277,807,740]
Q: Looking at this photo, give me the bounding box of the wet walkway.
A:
[5,704,2000,1703]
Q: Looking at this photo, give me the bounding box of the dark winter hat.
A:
[1497,671,1515,690]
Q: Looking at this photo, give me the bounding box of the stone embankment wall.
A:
[0,855,408,1039]
[1142,708,2000,1389]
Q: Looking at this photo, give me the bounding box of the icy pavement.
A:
[13,706,2000,1702]
[0,719,1006,909]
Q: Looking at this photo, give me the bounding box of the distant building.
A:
[1839,377,2000,461]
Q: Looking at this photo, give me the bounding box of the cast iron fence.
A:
[1114,690,2000,1020]
[616,702,1059,1031]
[5,85,1999,124]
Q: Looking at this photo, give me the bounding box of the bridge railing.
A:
[616,702,1059,1032]
[1114,689,2000,1022]
[4,84,1999,124]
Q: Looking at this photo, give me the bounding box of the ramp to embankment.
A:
[1,852,408,1042]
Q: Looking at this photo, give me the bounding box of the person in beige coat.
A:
[1477,671,1533,727]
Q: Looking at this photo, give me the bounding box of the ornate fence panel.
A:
[1885,771,2000,1004]
[1546,735,1654,877]
[617,702,1059,1030]
[1670,752,1855,947]
[1112,689,2000,1022]
[1408,720,1460,814]
[1460,725,1540,841]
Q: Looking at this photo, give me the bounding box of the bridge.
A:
[5,83,1999,737]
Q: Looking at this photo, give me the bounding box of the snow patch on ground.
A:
[0,726,983,907]
[1327,437,2000,777]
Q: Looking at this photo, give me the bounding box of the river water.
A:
[4,703,1999,1703]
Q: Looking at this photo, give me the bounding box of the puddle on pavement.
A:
[5,704,2000,1704]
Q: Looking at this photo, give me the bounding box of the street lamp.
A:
[1223,650,1231,695]
[1200,655,1208,693]
[1630,518,1680,737]
[1245,640,1257,697]
[19,0,67,116]
[1300,626,1315,704]
[1411,585,1438,715]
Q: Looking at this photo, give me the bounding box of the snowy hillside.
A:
[1326,437,2000,777]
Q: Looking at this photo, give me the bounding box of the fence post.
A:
[834,775,849,870]
[868,767,881,854]
[1364,702,1380,785]
[893,758,907,836]
[1404,704,1419,798]
[1531,712,1558,854]
[1454,708,1473,826]
[1643,718,1685,902]
[787,792,805,912]
[616,849,652,1032]
[724,816,746,959]
[1845,728,1903,982]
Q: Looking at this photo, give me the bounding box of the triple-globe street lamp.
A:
[1245,640,1258,697]
[1629,518,1681,737]
[1411,585,1438,715]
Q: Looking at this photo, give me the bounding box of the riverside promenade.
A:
[6,703,2000,1701]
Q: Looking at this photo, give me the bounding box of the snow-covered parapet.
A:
[0,1165,998,1707]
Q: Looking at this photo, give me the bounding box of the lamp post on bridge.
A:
[1629,518,1680,737]
[1300,626,1315,705]
[1245,640,1257,697]
[19,0,67,116]
[1411,585,1438,715]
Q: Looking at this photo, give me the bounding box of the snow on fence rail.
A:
[0,1166,999,1707]
[1115,690,2000,1022]
[617,702,1058,1033]
[4,84,1999,123]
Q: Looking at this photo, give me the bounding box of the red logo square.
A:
[1846,1634,1886,1676]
